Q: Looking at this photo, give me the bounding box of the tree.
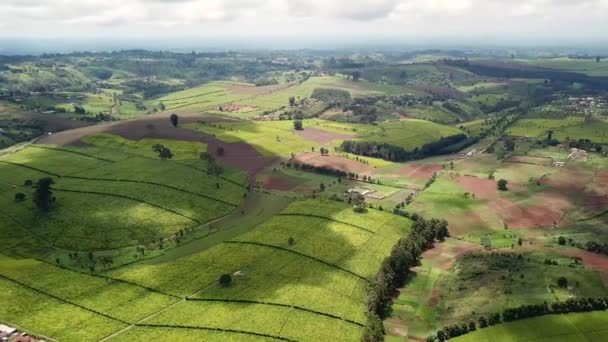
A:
[557,276,568,288]
[288,237,295,246]
[351,71,361,81]
[34,177,55,211]
[153,144,173,160]
[597,56,601,63]
[289,96,296,107]
[216,146,225,156]
[319,183,326,192]
[558,236,566,245]
[219,274,232,287]
[547,129,554,141]
[14,192,26,202]
[159,102,166,111]
[504,138,515,152]
[497,179,509,191]
[23,179,33,187]
[169,113,179,127]
[351,192,366,213]
[74,105,86,114]
[293,120,303,130]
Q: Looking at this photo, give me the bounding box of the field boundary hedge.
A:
[31,145,115,163]
[185,298,364,327]
[0,274,129,325]
[134,323,297,342]
[224,240,369,281]
[0,160,61,177]
[276,213,375,234]
[53,188,201,224]
[64,175,239,207]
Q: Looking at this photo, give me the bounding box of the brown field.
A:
[293,152,374,174]
[295,127,353,144]
[263,175,300,191]
[38,113,275,175]
[456,175,570,229]
[397,164,444,180]
[505,155,553,166]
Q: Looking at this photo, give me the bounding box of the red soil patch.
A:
[293,153,374,174]
[446,211,487,236]
[455,175,570,229]
[581,195,608,216]
[38,114,275,176]
[295,127,352,144]
[428,288,441,308]
[263,176,299,191]
[505,155,553,166]
[559,249,608,278]
[397,164,444,180]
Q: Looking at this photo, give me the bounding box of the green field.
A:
[452,311,608,342]
[519,58,608,77]
[358,119,464,151]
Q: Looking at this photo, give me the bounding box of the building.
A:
[568,148,588,161]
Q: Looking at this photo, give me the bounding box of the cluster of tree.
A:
[428,297,608,341]
[364,218,450,341]
[77,112,116,123]
[293,119,303,130]
[340,134,472,162]
[424,172,437,189]
[73,105,86,114]
[567,138,603,153]
[33,177,55,211]
[444,59,608,91]
[559,236,608,257]
[311,88,352,106]
[152,144,173,160]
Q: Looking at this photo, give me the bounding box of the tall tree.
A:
[34,177,55,211]
[170,113,179,127]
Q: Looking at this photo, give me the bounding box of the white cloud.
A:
[0,0,606,41]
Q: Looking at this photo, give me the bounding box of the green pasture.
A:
[507,117,608,143]
[452,311,608,342]
[82,133,208,160]
[359,119,464,151]
[439,252,607,326]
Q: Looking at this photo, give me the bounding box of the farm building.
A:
[568,148,588,161]
[347,187,373,197]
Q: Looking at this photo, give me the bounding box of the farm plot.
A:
[0,254,177,323]
[154,82,246,112]
[82,133,208,160]
[507,117,608,143]
[438,252,607,327]
[0,144,245,251]
[451,311,608,342]
[357,119,464,151]
[0,276,126,341]
[108,199,412,340]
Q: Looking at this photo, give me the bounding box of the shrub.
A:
[219,274,232,287]
[497,179,509,191]
[14,192,26,202]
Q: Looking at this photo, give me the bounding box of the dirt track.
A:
[38,113,275,175]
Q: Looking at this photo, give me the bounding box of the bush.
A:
[14,192,26,202]
[293,120,303,130]
[558,236,566,245]
[219,274,232,287]
[557,276,568,288]
[497,179,509,191]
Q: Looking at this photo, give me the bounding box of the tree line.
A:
[363,218,450,341]
[427,296,608,341]
[340,134,475,162]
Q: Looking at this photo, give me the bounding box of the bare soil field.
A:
[38,114,275,175]
[293,152,374,174]
[263,175,300,191]
[397,164,444,180]
[295,127,353,144]
[505,155,553,166]
[456,175,570,229]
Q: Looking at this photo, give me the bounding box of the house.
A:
[0,325,16,337]
[568,148,588,161]
[347,188,373,197]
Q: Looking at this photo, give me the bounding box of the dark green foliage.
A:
[219,274,232,287]
[152,144,173,160]
[23,179,33,187]
[14,192,26,202]
[362,313,385,341]
[169,113,179,127]
[311,88,352,106]
[293,119,303,130]
[33,177,55,211]
[287,237,295,246]
[497,179,509,191]
[340,134,474,162]
[557,276,568,288]
[558,236,567,245]
[74,105,86,114]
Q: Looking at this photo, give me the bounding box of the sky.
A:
[1,0,608,48]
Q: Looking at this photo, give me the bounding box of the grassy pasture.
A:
[451,311,608,342]
[358,119,464,151]
[507,117,608,143]
[82,133,208,160]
